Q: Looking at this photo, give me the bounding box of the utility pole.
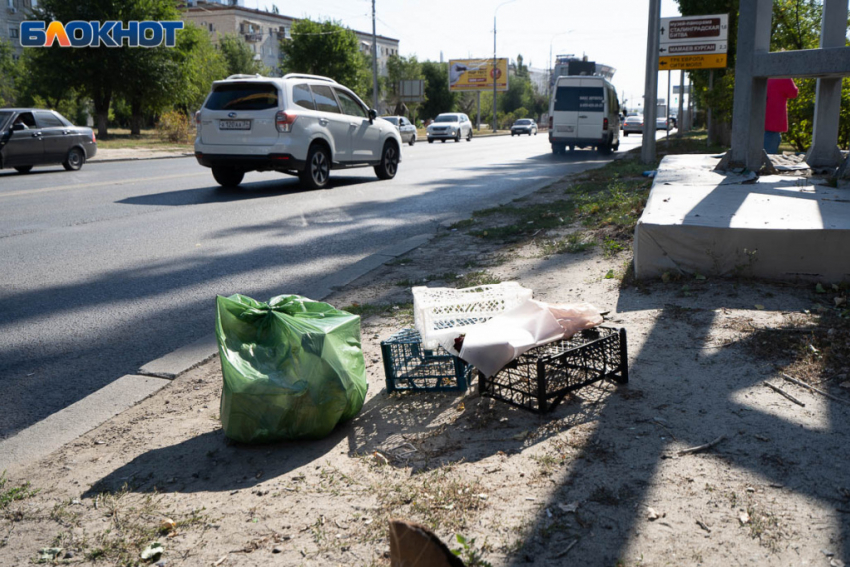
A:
[492,14,498,132]
[371,0,379,111]
[492,1,515,132]
[641,0,661,164]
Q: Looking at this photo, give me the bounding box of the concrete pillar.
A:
[729,0,772,169]
[805,0,849,168]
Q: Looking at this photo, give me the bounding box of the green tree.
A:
[499,56,548,122]
[120,46,182,134]
[387,54,424,117]
[420,61,457,120]
[31,0,183,137]
[515,54,528,78]
[173,23,229,113]
[279,19,371,100]
[219,34,268,77]
[0,40,21,106]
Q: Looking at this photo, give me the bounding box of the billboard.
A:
[448,58,508,92]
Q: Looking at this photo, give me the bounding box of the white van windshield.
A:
[553,86,604,112]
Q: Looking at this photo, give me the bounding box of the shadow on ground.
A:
[499,279,850,565]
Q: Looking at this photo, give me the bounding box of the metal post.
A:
[688,73,697,131]
[805,0,849,167]
[666,70,671,142]
[640,0,661,164]
[477,91,481,131]
[371,0,379,111]
[707,70,714,145]
[677,70,685,136]
[492,14,497,132]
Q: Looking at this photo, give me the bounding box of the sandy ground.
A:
[3,161,850,567]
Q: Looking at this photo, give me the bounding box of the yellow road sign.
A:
[659,53,727,70]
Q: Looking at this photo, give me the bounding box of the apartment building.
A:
[0,0,36,59]
[181,2,400,77]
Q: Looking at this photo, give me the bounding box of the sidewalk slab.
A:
[0,375,169,473]
[634,153,850,281]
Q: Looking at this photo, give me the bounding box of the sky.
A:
[247,0,687,111]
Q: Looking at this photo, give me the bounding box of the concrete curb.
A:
[0,375,170,473]
[90,152,194,164]
[139,334,219,379]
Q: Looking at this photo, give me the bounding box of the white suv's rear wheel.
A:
[212,167,244,188]
[300,144,330,189]
[374,141,399,180]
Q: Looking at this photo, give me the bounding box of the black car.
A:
[0,108,97,173]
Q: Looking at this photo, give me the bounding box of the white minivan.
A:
[548,76,620,155]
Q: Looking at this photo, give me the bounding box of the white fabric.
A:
[457,300,603,378]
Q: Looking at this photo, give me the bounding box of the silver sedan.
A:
[622,115,644,136]
[380,116,416,146]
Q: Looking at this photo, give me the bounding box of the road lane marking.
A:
[0,172,208,200]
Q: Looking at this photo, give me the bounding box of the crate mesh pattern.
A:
[479,326,628,413]
[413,283,532,348]
[381,328,472,392]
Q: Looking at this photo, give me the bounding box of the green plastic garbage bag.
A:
[215,293,367,443]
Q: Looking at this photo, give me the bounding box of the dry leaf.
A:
[373,452,389,466]
[159,518,176,534]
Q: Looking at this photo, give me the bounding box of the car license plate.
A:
[557,125,574,133]
[220,120,251,130]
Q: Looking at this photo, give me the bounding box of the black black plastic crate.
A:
[478,326,628,413]
[381,328,472,392]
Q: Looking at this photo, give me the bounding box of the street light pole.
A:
[492,13,497,131]
[492,0,515,132]
[371,0,379,111]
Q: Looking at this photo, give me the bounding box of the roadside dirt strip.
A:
[3,156,849,567]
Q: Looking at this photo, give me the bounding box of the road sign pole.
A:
[667,70,671,142]
[677,70,685,135]
[707,70,714,145]
[641,0,661,165]
[477,91,481,131]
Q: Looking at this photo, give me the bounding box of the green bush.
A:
[156,111,192,143]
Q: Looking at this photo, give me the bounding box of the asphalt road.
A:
[0,131,650,438]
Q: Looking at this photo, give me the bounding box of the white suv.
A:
[426,113,473,143]
[194,74,403,189]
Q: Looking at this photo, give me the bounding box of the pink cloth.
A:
[765,78,798,133]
